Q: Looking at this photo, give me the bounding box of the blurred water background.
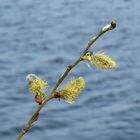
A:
[0,0,140,140]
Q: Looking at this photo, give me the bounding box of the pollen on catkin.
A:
[58,77,85,104]
[83,52,117,69]
[26,74,49,98]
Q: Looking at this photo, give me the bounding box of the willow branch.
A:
[16,20,116,140]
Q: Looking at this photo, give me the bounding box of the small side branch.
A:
[82,20,116,56]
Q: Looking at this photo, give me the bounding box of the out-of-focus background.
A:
[0,0,139,140]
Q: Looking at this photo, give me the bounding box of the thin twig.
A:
[16,20,116,140]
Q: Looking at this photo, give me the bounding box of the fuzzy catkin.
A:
[26,74,49,98]
[59,77,85,104]
[83,52,116,69]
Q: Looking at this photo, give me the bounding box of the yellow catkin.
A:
[83,52,117,69]
[59,77,85,104]
[26,74,49,98]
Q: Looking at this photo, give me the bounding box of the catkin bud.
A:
[35,95,42,105]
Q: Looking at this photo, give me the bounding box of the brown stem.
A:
[16,93,55,140]
[16,20,116,140]
[51,57,82,93]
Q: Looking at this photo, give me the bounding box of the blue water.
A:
[0,0,140,140]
